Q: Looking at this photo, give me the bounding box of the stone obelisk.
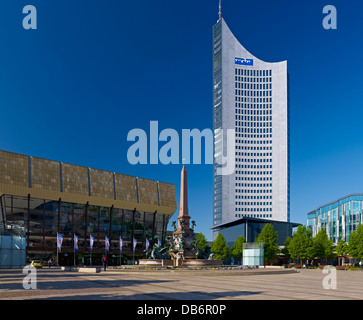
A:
[173,165,196,260]
[178,165,190,231]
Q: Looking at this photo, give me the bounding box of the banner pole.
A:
[74,234,76,267]
[120,237,123,267]
[57,233,59,266]
[90,235,93,266]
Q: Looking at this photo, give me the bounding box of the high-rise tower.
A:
[212,14,290,237]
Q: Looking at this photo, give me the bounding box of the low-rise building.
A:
[307,194,363,244]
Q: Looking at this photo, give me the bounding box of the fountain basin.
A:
[139,259,173,267]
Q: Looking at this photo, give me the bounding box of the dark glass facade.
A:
[0,194,169,265]
[211,217,300,247]
[0,150,176,267]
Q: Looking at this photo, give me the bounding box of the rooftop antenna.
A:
[218,0,222,21]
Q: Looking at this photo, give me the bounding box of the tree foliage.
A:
[211,233,230,261]
[335,237,348,266]
[336,238,348,256]
[312,228,334,261]
[194,232,211,259]
[194,233,208,252]
[256,223,279,263]
[281,236,291,260]
[230,235,246,262]
[287,225,314,263]
[348,224,363,260]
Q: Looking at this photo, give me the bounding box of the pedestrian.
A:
[359,260,362,271]
[48,258,52,269]
[103,255,107,271]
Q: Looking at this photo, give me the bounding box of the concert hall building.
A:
[0,150,176,267]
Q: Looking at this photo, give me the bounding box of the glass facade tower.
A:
[213,18,290,238]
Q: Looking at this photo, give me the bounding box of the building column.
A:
[131,208,136,244]
[245,220,248,242]
[342,204,346,242]
[57,198,61,234]
[109,205,114,243]
[151,211,156,244]
[84,202,89,249]
[120,209,124,239]
[27,194,30,250]
[142,211,146,248]
[42,200,45,249]
[162,214,166,243]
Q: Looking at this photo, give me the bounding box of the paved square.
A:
[0,268,362,300]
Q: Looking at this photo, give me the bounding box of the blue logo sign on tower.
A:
[235,58,253,66]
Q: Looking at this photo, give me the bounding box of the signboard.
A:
[235,57,253,66]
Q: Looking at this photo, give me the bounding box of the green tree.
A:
[194,233,208,252]
[211,233,230,261]
[288,225,314,265]
[194,232,210,259]
[348,224,363,261]
[312,228,334,263]
[336,238,348,266]
[256,223,279,264]
[281,236,291,260]
[230,235,246,264]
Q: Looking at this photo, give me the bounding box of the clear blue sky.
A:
[0,0,362,240]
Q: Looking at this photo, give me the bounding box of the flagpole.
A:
[105,236,109,269]
[74,234,75,267]
[74,234,77,267]
[145,238,149,259]
[90,234,92,266]
[120,237,123,267]
[57,232,59,267]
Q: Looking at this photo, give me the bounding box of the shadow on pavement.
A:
[38,290,263,300]
[0,269,176,291]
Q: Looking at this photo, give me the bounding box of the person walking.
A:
[48,258,52,269]
[359,260,362,271]
[102,255,107,272]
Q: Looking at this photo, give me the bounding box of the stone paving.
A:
[0,267,362,300]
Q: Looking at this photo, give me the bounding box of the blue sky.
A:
[0,0,362,240]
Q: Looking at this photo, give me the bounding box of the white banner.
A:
[57,233,64,252]
[105,236,110,253]
[90,235,95,251]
